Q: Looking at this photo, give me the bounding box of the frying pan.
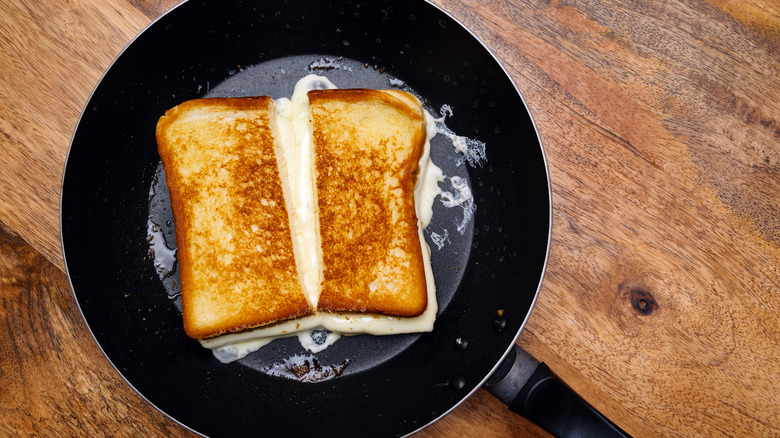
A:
[61,0,624,436]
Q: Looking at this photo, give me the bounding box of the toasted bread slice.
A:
[156,97,313,339]
[308,89,428,317]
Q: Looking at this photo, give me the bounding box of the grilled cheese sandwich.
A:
[156,75,442,361]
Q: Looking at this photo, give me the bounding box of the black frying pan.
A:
[62,0,554,436]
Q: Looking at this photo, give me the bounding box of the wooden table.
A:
[2,0,779,436]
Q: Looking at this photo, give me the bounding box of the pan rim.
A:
[59,0,552,436]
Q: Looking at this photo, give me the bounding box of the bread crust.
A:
[156,97,313,339]
[308,89,429,317]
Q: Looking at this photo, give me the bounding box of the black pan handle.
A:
[485,344,630,438]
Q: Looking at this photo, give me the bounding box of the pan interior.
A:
[147,54,475,375]
[62,0,550,436]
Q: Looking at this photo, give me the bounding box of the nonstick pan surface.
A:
[60,0,551,436]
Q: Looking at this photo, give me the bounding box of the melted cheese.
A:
[201,75,444,362]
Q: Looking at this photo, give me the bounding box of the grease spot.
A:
[449,376,466,390]
[454,337,469,351]
[493,315,507,332]
[263,354,350,382]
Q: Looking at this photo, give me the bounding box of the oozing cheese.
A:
[276,75,338,306]
[201,75,444,363]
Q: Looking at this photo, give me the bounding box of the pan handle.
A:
[484,344,629,438]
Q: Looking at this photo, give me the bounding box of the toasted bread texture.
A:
[156,97,313,339]
[308,89,428,317]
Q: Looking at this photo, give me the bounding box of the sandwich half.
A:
[156,96,313,339]
[309,89,428,317]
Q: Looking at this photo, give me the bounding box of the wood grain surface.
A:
[1,0,779,436]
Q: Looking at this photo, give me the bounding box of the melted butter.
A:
[211,337,275,363]
[433,104,487,167]
[416,111,446,228]
[201,74,443,363]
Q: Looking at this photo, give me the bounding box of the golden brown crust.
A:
[156,97,313,339]
[308,89,428,317]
